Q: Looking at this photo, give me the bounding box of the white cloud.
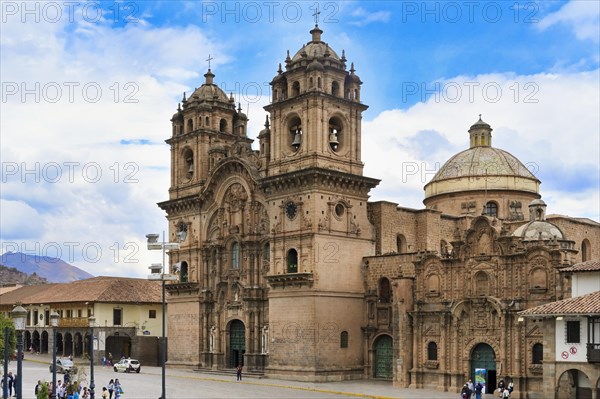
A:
[350,7,391,26]
[539,1,600,42]
[363,70,600,221]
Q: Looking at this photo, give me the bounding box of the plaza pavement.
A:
[11,353,462,399]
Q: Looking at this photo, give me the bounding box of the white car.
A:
[114,358,141,373]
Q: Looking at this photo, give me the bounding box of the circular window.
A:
[335,203,345,217]
[285,201,298,220]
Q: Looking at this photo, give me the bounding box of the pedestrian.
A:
[467,379,473,398]
[102,355,106,368]
[236,364,243,381]
[508,381,514,394]
[498,379,505,395]
[35,380,42,396]
[7,372,14,397]
[107,379,114,399]
[474,382,483,399]
[81,387,90,399]
[461,384,469,399]
[108,352,113,366]
[502,387,510,398]
[114,379,122,399]
[101,387,109,399]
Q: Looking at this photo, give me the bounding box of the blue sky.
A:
[1,0,598,277]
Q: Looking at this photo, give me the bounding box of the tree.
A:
[0,313,16,355]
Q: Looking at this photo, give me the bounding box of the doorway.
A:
[229,320,245,368]
[471,343,496,394]
[374,335,393,379]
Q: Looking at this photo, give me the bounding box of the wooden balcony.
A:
[587,343,600,363]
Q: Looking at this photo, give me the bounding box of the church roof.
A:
[188,69,230,103]
[512,220,565,241]
[520,291,600,317]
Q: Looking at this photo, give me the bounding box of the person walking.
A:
[101,387,109,399]
[107,379,114,399]
[236,364,243,381]
[7,372,14,397]
[114,379,122,399]
[474,382,483,399]
[467,379,474,398]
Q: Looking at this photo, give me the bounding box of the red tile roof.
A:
[0,277,162,307]
[560,260,600,273]
[520,291,600,317]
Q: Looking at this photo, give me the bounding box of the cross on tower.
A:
[312,9,320,25]
[206,54,213,70]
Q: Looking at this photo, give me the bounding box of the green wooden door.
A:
[471,343,496,393]
[374,335,393,379]
[229,320,245,368]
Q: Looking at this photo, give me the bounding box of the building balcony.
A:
[587,343,600,363]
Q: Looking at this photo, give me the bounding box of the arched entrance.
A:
[24,331,31,352]
[41,331,49,354]
[373,335,393,379]
[74,333,83,357]
[471,343,496,394]
[106,334,132,358]
[32,331,40,353]
[64,333,73,356]
[56,333,64,355]
[228,320,245,368]
[558,369,591,399]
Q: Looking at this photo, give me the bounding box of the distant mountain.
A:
[0,252,94,283]
[0,265,48,285]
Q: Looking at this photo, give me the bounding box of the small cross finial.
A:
[479,113,482,120]
[312,9,321,25]
[206,54,213,70]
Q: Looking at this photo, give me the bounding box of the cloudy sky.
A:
[1,0,598,277]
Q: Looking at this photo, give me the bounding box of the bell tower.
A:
[264,24,367,176]
[262,25,379,381]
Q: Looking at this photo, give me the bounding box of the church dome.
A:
[512,220,564,241]
[424,117,540,200]
[189,70,230,103]
[290,25,341,64]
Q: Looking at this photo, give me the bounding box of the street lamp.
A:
[50,311,59,399]
[146,232,180,399]
[11,305,27,399]
[88,316,96,399]
[2,326,8,399]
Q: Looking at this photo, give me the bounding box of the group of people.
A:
[34,378,92,399]
[101,352,114,367]
[497,379,514,398]
[101,379,123,399]
[1,371,17,397]
[460,379,484,399]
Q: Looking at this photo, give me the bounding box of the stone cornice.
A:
[260,167,380,196]
[158,195,201,213]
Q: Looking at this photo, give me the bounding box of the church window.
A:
[309,77,314,88]
[317,77,322,89]
[340,331,348,348]
[331,81,339,96]
[187,119,193,133]
[396,234,407,253]
[232,242,240,269]
[287,248,298,273]
[475,271,489,296]
[427,342,438,360]
[582,239,591,262]
[211,249,217,267]
[328,117,342,152]
[289,117,302,150]
[205,116,210,127]
[292,81,300,96]
[378,277,391,303]
[566,321,580,343]
[219,118,227,133]
[354,89,359,100]
[180,261,189,283]
[183,148,194,178]
[484,201,498,217]
[532,343,543,364]
[335,203,345,217]
[264,242,270,262]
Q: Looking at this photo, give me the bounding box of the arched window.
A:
[287,249,298,273]
[328,117,342,152]
[289,117,302,150]
[183,148,194,178]
[309,77,314,88]
[211,249,217,267]
[485,201,498,217]
[340,331,348,348]
[532,343,543,364]
[582,239,591,262]
[396,234,407,253]
[219,118,227,133]
[232,242,240,269]
[427,274,440,294]
[427,342,438,361]
[205,116,210,127]
[180,261,188,283]
[378,277,391,303]
[187,119,193,133]
[317,77,322,89]
[292,81,300,96]
[264,243,270,262]
[331,81,339,96]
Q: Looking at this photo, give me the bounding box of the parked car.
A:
[114,358,141,373]
[49,358,78,374]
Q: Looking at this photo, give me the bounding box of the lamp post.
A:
[88,316,95,399]
[11,305,27,399]
[146,232,181,399]
[50,311,59,399]
[2,326,8,399]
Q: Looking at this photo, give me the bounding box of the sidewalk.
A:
[23,353,461,399]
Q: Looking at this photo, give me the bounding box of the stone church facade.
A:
[157,25,600,397]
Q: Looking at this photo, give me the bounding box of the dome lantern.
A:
[469,114,492,147]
